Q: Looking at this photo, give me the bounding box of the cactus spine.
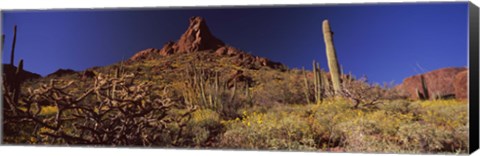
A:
[10,25,17,66]
[322,20,342,95]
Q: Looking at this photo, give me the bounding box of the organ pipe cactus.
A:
[302,60,325,104]
[322,19,342,95]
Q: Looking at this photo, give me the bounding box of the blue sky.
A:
[2,2,468,84]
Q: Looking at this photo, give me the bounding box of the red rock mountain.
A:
[395,67,468,100]
[173,17,225,53]
[129,16,283,69]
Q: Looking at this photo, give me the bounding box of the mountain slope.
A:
[23,16,299,109]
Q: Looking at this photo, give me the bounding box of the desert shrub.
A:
[305,98,467,154]
[397,122,467,153]
[415,100,468,153]
[419,100,467,128]
[340,77,386,109]
[219,108,316,151]
[3,72,197,146]
[335,110,414,153]
[183,109,224,147]
[380,100,423,117]
[252,69,307,106]
[307,99,351,149]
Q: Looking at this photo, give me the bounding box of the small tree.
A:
[340,77,385,109]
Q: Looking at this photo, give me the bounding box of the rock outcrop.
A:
[454,70,468,100]
[396,67,467,100]
[129,48,161,61]
[128,16,285,70]
[159,41,175,56]
[173,16,225,53]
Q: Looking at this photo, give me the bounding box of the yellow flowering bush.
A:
[217,99,468,153]
[220,107,316,150]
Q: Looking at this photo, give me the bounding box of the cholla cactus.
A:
[3,71,197,146]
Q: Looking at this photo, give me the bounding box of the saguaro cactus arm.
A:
[322,19,342,95]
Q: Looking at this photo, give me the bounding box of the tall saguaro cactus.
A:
[10,25,18,66]
[1,34,5,53]
[322,19,342,95]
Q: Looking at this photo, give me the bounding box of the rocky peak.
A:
[129,16,225,62]
[127,16,285,70]
[173,16,225,53]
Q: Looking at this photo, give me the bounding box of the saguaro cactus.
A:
[1,34,5,53]
[322,19,342,95]
[10,25,18,66]
[420,74,429,100]
[13,59,24,105]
